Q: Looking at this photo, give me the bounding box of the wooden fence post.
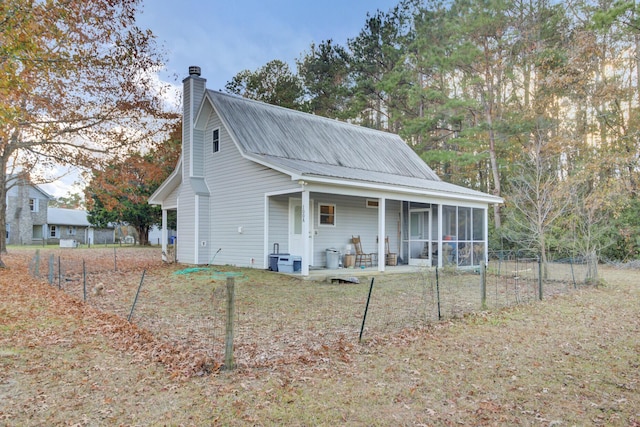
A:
[481,263,487,310]
[34,249,40,277]
[538,256,543,301]
[224,276,236,370]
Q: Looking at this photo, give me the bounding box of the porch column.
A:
[484,207,489,265]
[437,204,443,268]
[161,208,168,262]
[301,189,310,276]
[377,197,386,272]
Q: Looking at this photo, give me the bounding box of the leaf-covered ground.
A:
[1,248,639,426]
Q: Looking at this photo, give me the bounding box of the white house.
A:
[149,66,503,276]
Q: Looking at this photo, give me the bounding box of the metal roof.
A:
[47,208,91,227]
[251,154,497,200]
[192,91,503,204]
[208,90,441,181]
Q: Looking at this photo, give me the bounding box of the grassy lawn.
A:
[0,247,638,425]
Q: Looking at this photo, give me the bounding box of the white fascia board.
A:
[242,152,304,179]
[296,175,503,206]
[149,156,182,205]
[199,92,252,163]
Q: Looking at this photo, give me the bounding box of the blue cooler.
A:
[277,255,295,273]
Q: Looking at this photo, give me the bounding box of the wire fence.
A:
[27,248,595,370]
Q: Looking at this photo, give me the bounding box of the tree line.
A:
[3,0,639,264]
[225,0,640,262]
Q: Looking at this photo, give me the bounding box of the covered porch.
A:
[265,183,493,277]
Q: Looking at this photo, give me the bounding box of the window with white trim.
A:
[68,226,76,235]
[29,198,38,212]
[212,128,220,153]
[318,203,336,226]
[49,225,58,238]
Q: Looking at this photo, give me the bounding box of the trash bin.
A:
[293,256,302,272]
[326,248,340,269]
[269,243,287,271]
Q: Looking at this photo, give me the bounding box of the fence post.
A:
[537,255,543,301]
[224,276,236,370]
[48,254,54,285]
[83,259,87,302]
[481,263,487,310]
[34,249,40,277]
[359,277,375,343]
[58,255,61,289]
[569,256,577,290]
[114,247,117,271]
[436,266,441,320]
[127,269,146,322]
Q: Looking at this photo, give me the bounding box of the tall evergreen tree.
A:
[297,40,353,118]
[225,60,304,110]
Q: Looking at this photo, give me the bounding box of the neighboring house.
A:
[149,66,503,276]
[5,177,114,246]
[148,225,176,245]
[5,176,54,245]
[47,207,114,245]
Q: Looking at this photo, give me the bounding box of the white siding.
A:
[309,195,400,266]
[192,128,205,177]
[268,195,289,255]
[203,113,298,267]
[176,187,195,263]
[164,186,178,208]
[197,194,210,264]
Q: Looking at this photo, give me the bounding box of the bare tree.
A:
[1,0,176,261]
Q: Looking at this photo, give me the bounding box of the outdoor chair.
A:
[352,235,374,267]
[385,236,397,266]
[457,243,471,266]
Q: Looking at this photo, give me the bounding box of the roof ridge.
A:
[207,89,398,138]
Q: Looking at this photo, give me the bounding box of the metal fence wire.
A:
[28,248,594,369]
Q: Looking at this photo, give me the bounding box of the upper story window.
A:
[212,129,220,153]
[29,198,38,212]
[319,203,336,226]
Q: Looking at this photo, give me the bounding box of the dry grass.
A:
[1,246,638,426]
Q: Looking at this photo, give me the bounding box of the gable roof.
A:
[48,208,91,227]
[203,90,501,202]
[207,91,439,180]
[6,175,55,200]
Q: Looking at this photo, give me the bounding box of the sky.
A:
[40,0,400,198]
[136,0,400,92]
